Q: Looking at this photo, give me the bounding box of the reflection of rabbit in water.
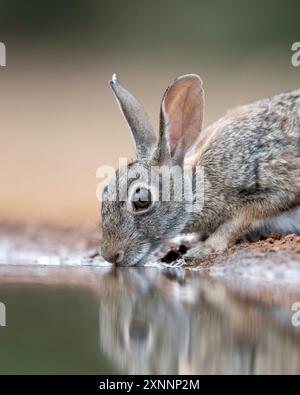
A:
[98,269,190,374]
[98,269,300,374]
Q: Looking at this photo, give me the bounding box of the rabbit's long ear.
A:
[156,74,204,165]
[109,74,157,159]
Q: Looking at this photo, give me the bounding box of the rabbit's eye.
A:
[132,187,152,211]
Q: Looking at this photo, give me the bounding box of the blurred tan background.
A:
[0,0,299,226]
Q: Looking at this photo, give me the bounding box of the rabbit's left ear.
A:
[109,74,157,160]
[156,74,204,165]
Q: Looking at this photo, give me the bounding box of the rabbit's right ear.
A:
[109,74,157,159]
[155,74,204,166]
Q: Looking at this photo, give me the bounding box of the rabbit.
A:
[101,73,300,266]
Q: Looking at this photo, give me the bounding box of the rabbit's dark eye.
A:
[132,187,152,211]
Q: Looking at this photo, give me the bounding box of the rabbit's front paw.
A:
[184,242,214,261]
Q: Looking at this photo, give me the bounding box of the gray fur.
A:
[247,207,300,240]
[101,74,300,265]
[109,74,157,159]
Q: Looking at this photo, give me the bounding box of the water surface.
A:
[0,265,299,374]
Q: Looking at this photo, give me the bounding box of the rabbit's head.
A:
[101,74,204,266]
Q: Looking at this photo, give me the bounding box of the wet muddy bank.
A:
[1,223,300,280]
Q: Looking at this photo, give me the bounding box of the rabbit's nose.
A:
[103,250,124,265]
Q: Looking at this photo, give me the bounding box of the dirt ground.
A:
[0,222,299,285]
[1,222,300,268]
[191,233,300,269]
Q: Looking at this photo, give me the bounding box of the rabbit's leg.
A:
[185,210,259,260]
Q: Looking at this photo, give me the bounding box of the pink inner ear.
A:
[165,87,187,154]
[164,77,203,157]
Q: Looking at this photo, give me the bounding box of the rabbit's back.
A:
[187,89,300,168]
[184,90,300,232]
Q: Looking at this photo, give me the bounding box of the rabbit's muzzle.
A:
[102,249,125,265]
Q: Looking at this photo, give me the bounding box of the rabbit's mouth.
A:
[117,242,157,267]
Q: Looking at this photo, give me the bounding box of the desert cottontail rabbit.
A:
[101,73,300,265]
